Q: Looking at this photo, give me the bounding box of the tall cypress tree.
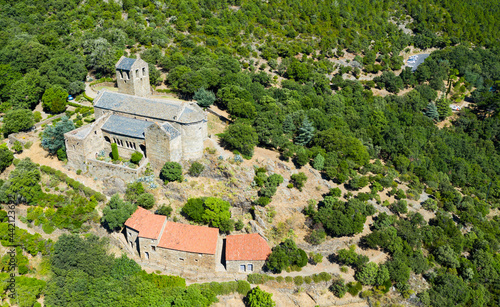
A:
[295,116,315,146]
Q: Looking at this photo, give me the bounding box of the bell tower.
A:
[115,56,151,97]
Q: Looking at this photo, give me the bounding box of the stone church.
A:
[64,57,207,177]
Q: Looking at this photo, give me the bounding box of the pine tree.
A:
[436,98,452,121]
[193,87,216,108]
[295,116,315,146]
[424,102,439,121]
[282,114,296,135]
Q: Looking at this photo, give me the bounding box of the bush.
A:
[276,276,284,283]
[130,151,143,165]
[237,280,251,295]
[0,146,14,173]
[111,143,119,161]
[285,276,293,283]
[304,276,312,284]
[256,196,271,206]
[245,286,275,307]
[319,272,332,282]
[56,147,67,161]
[247,273,270,284]
[290,172,308,191]
[189,161,205,177]
[137,193,155,209]
[293,276,304,286]
[160,162,183,183]
[330,279,348,298]
[76,169,82,175]
[305,229,326,245]
[347,281,363,296]
[156,205,173,216]
[235,219,244,231]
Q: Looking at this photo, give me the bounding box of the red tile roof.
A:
[124,207,166,239]
[226,233,271,261]
[157,222,219,255]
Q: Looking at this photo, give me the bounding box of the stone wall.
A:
[125,227,139,251]
[145,123,182,170]
[178,121,207,160]
[151,248,216,272]
[85,158,146,182]
[226,260,265,273]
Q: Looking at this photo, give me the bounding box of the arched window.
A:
[104,136,111,143]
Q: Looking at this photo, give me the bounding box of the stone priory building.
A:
[64,56,207,176]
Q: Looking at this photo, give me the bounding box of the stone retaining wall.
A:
[86,158,147,182]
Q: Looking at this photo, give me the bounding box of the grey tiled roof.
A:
[162,122,180,139]
[94,91,205,123]
[116,57,137,71]
[101,115,153,139]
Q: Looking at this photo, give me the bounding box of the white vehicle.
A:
[450,105,462,111]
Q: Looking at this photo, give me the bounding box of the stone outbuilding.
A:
[124,207,219,271]
[225,233,271,273]
[64,56,207,178]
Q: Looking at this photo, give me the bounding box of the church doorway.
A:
[140,144,147,158]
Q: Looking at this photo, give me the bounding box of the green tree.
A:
[181,198,205,223]
[0,145,14,173]
[101,194,137,231]
[434,245,459,268]
[201,197,231,228]
[436,98,452,121]
[355,262,379,285]
[0,158,41,205]
[312,154,325,170]
[9,70,43,110]
[111,143,119,161]
[130,151,143,165]
[295,116,315,146]
[2,109,34,136]
[193,87,216,108]
[137,193,155,210]
[160,162,183,183]
[42,85,67,114]
[221,123,258,158]
[41,116,75,154]
[424,102,439,121]
[245,286,275,307]
[227,98,257,119]
[149,63,161,86]
[124,182,145,203]
[330,279,348,298]
[290,172,307,191]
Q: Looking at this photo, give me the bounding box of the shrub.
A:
[285,276,293,283]
[111,143,119,161]
[156,205,173,216]
[12,140,23,153]
[0,146,14,172]
[319,272,332,282]
[235,219,244,231]
[309,252,323,265]
[312,154,325,170]
[256,196,271,206]
[237,280,251,295]
[245,286,275,307]
[137,193,155,209]
[347,282,363,296]
[304,276,312,284]
[276,276,284,283]
[130,151,143,165]
[160,162,183,183]
[247,273,269,284]
[330,279,347,298]
[76,169,82,175]
[312,274,322,283]
[294,276,304,286]
[189,161,205,177]
[56,147,67,161]
[290,172,307,191]
[305,229,326,245]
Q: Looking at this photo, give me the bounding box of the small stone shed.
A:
[225,233,271,273]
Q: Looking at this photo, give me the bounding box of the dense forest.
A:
[0,0,499,306]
